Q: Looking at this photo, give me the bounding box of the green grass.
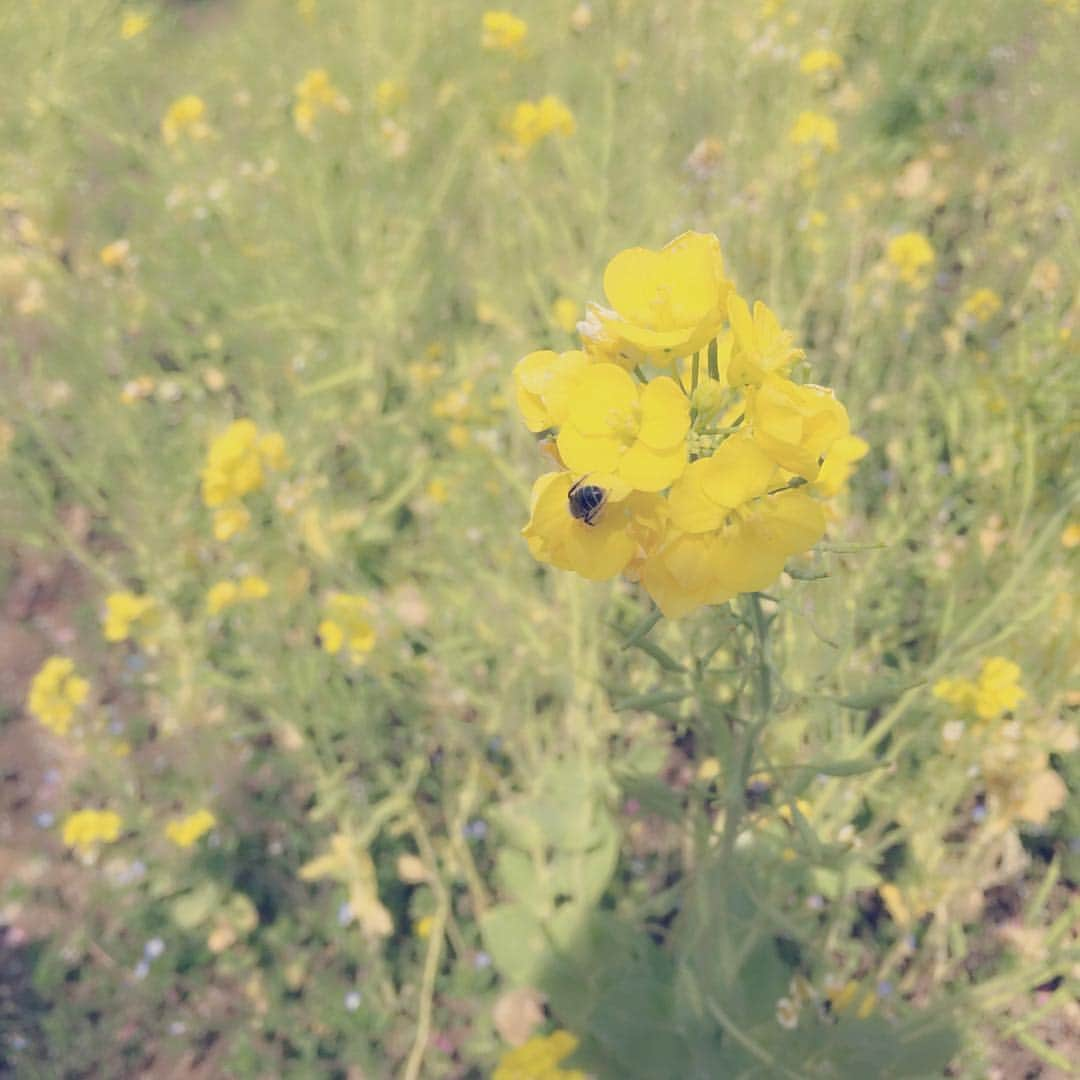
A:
[1,0,1077,1076]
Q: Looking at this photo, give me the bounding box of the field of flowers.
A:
[1,1,1078,1077]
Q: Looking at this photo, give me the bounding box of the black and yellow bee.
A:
[567,477,608,526]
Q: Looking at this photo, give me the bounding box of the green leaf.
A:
[171,882,221,930]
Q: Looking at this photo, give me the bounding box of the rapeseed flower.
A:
[581,232,733,366]
[727,295,805,386]
[482,10,528,53]
[27,656,90,736]
[799,48,843,77]
[201,420,287,541]
[933,656,1025,721]
[102,590,158,643]
[813,433,869,498]
[513,349,590,432]
[788,111,839,153]
[319,593,376,663]
[508,95,575,153]
[886,232,935,287]
[161,95,211,145]
[99,238,131,268]
[62,809,123,856]
[206,575,270,616]
[959,287,1002,323]
[374,79,407,113]
[555,364,689,491]
[293,68,351,136]
[166,809,217,848]
[493,1029,586,1080]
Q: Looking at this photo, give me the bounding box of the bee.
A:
[567,477,608,526]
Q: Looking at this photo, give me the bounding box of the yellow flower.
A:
[959,287,1002,323]
[207,575,269,615]
[522,471,666,581]
[414,915,434,939]
[788,111,839,153]
[62,809,123,855]
[292,68,351,136]
[813,433,869,498]
[551,296,579,333]
[508,95,576,152]
[161,95,210,145]
[99,238,131,268]
[202,420,264,506]
[933,657,1025,722]
[513,349,590,432]
[641,434,826,616]
[374,79,407,113]
[102,591,158,643]
[120,9,150,39]
[166,809,217,848]
[799,48,843,76]
[1062,522,1080,548]
[320,593,376,663]
[482,10,528,53]
[27,656,90,736]
[213,504,252,542]
[886,232,935,287]
[555,363,689,491]
[582,232,733,366]
[727,294,805,386]
[747,375,850,480]
[493,1030,586,1080]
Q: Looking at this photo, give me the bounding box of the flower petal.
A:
[619,440,686,492]
[566,363,639,436]
[638,376,690,449]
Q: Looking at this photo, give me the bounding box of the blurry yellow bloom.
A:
[959,287,1002,323]
[320,593,376,663]
[1062,522,1080,548]
[426,478,450,504]
[166,809,217,848]
[161,95,211,145]
[727,295,805,386]
[788,111,839,153]
[933,657,1025,721]
[513,349,590,432]
[206,575,269,615]
[508,95,575,152]
[62,809,123,855]
[414,915,434,939]
[799,48,843,76]
[747,375,850,480]
[493,1030,586,1080]
[120,9,150,39]
[482,10,528,53]
[523,472,665,581]
[102,591,158,643]
[447,424,470,449]
[300,832,394,938]
[886,232,935,287]
[213,504,252,542]
[642,434,826,617]
[201,419,287,512]
[374,79,407,113]
[99,238,131,268]
[27,656,90,736]
[582,232,733,366]
[292,69,351,135]
[813,433,869,497]
[555,364,689,491]
[551,296,579,333]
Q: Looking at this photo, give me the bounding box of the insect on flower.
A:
[567,477,608,525]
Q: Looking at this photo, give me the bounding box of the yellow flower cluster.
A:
[799,48,843,77]
[319,593,377,664]
[507,96,576,154]
[27,656,90,736]
[201,419,288,541]
[161,95,211,145]
[103,590,158,643]
[120,9,151,40]
[62,809,123,855]
[788,110,839,154]
[482,10,528,53]
[886,231,935,288]
[206,574,270,616]
[933,656,1025,722]
[493,1030,586,1080]
[959,286,1002,324]
[514,231,859,617]
[166,808,217,848]
[293,68,351,136]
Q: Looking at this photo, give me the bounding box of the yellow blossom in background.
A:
[99,238,131,268]
[292,68,351,136]
[788,111,839,153]
[373,79,407,113]
[727,295,805,386]
[584,231,733,366]
[102,591,158,643]
[120,9,150,39]
[551,296,579,333]
[799,48,843,76]
[886,231,935,287]
[319,593,377,663]
[27,656,90,736]
[213,504,252,542]
[522,472,666,581]
[556,364,689,491]
[960,287,1002,323]
[933,657,1025,721]
[1062,522,1080,548]
[482,10,528,53]
[507,95,576,153]
[161,95,211,145]
[201,420,287,541]
[206,575,270,616]
[62,809,123,855]
[166,809,217,848]
[414,915,434,939]
[513,349,590,432]
[493,1029,586,1080]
